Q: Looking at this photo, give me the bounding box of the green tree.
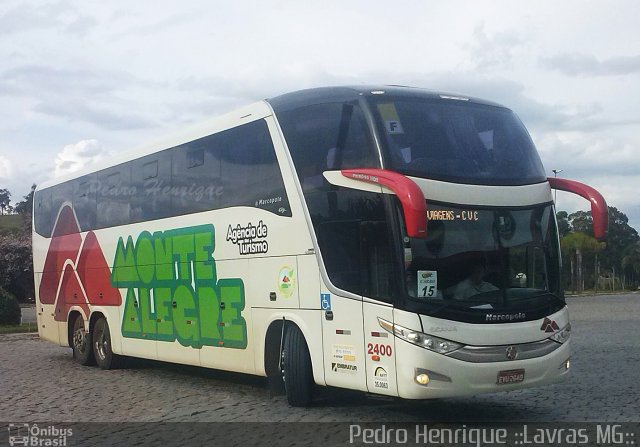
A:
[0,233,34,302]
[622,242,640,288]
[14,184,36,232]
[0,188,10,215]
[560,232,604,292]
[568,210,593,235]
[602,207,639,271]
[556,211,570,238]
[0,186,36,302]
[563,206,639,290]
[14,184,35,215]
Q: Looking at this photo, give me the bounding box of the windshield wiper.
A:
[524,291,564,305]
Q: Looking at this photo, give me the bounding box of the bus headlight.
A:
[550,323,571,344]
[415,373,430,385]
[378,318,464,354]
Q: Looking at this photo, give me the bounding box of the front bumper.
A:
[395,337,571,399]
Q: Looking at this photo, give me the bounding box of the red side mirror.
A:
[341,168,427,238]
[548,177,609,240]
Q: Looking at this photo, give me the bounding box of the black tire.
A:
[282,325,313,406]
[71,315,95,366]
[92,317,121,370]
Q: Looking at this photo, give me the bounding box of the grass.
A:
[0,214,24,234]
[0,323,38,334]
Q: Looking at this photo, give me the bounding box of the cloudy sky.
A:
[1,0,638,230]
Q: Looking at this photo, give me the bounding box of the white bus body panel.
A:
[392,307,570,399]
[419,308,569,346]
[34,279,61,345]
[409,177,553,207]
[321,289,367,391]
[199,258,252,373]
[362,299,397,396]
[33,101,318,377]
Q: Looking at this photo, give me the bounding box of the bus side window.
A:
[73,174,96,231]
[310,190,394,301]
[219,120,291,216]
[361,220,394,302]
[50,182,73,234]
[97,166,131,228]
[279,102,380,192]
[34,188,52,237]
[317,219,362,294]
[131,152,172,223]
[171,136,222,216]
[338,105,378,170]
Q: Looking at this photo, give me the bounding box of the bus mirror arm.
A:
[548,177,609,241]
[341,168,427,239]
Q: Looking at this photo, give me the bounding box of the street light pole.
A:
[552,169,563,205]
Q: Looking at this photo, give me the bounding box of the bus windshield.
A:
[368,97,546,186]
[403,203,563,321]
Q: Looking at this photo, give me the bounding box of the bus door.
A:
[360,221,398,397]
[318,219,398,395]
[318,219,367,391]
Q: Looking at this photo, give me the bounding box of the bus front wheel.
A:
[92,317,121,370]
[282,325,313,407]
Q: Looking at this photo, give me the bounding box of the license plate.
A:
[497,368,525,385]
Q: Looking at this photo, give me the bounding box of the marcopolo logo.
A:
[111,224,247,349]
[540,317,560,333]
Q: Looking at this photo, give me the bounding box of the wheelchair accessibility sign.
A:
[321,293,331,311]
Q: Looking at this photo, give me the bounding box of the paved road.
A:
[3,294,639,423]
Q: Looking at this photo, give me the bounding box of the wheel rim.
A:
[73,327,86,354]
[95,326,107,360]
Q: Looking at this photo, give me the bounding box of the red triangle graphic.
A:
[52,205,81,237]
[54,264,90,322]
[77,231,122,306]
[39,205,82,304]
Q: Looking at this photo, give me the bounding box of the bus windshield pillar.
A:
[341,168,427,239]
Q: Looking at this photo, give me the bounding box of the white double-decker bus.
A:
[33,86,608,406]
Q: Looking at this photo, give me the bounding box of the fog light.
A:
[565,359,571,370]
[415,373,430,385]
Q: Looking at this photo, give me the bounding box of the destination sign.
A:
[426,210,479,221]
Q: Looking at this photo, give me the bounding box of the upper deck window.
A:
[368,97,546,186]
[277,101,380,191]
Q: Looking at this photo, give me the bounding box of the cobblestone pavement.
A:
[2,294,639,423]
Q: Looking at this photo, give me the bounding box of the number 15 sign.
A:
[417,270,437,298]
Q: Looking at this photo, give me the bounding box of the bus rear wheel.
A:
[71,315,94,366]
[92,317,121,370]
[282,325,313,407]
